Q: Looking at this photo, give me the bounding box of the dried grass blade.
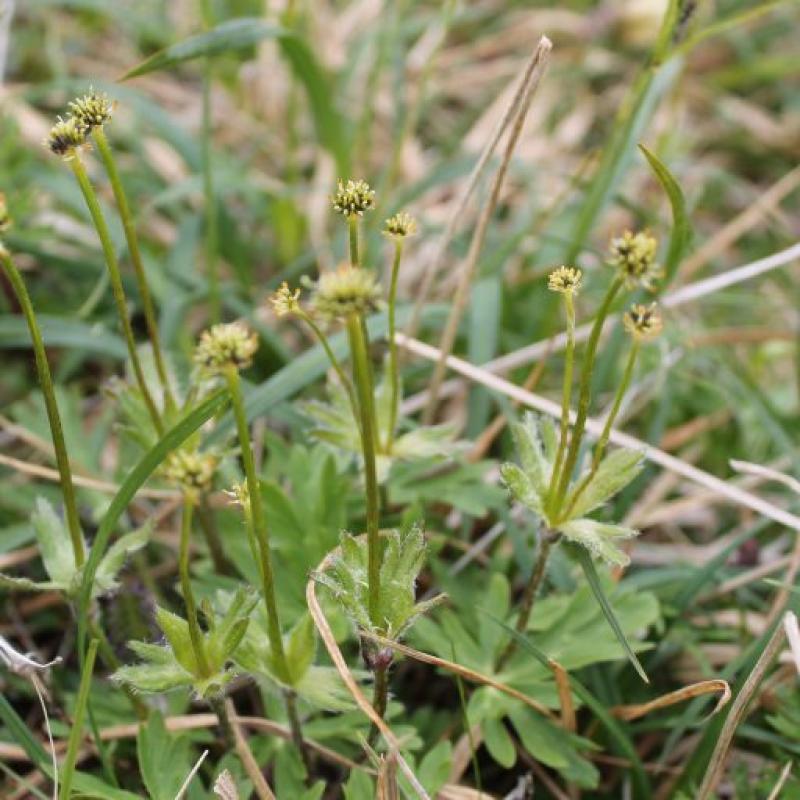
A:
[611,679,730,722]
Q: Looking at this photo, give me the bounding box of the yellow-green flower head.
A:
[270,282,302,317]
[311,263,382,320]
[45,116,87,158]
[332,179,375,218]
[68,89,115,131]
[383,211,417,240]
[548,266,582,295]
[163,449,218,493]
[623,302,663,341]
[609,230,661,290]
[194,321,259,374]
[0,193,9,232]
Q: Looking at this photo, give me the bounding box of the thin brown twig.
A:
[423,36,552,423]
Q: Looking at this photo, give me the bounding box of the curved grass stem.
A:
[69,156,163,436]
[0,252,85,567]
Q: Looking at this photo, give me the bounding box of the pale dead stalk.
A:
[423,36,552,423]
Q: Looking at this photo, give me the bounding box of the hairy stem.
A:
[179,493,210,677]
[496,531,556,670]
[547,291,576,515]
[367,660,390,745]
[386,239,404,451]
[93,128,174,410]
[69,156,163,435]
[561,340,640,521]
[552,277,623,512]
[0,252,85,566]
[207,693,236,751]
[346,315,382,626]
[348,216,359,266]
[224,366,308,758]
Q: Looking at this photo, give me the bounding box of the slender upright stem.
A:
[346,315,382,625]
[496,530,556,670]
[224,366,288,678]
[92,128,175,411]
[547,291,576,515]
[386,239,404,451]
[553,277,623,512]
[200,0,220,322]
[367,661,390,745]
[69,156,164,435]
[1,252,85,566]
[561,340,640,521]
[224,366,309,761]
[59,639,98,800]
[179,493,210,677]
[348,217,359,266]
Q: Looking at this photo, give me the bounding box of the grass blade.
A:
[76,389,229,658]
[59,639,98,800]
[121,18,287,78]
[572,545,650,684]
[639,144,692,287]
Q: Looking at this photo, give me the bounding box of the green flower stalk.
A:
[178,493,211,678]
[545,266,582,516]
[46,122,164,435]
[551,274,624,513]
[193,322,307,761]
[69,90,175,409]
[383,212,417,451]
[0,250,85,567]
[332,179,375,266]
[310,262,384,626]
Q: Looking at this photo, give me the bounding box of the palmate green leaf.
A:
[137,711,194,800]
[113,661,192,693]
[92,523,151,595]
[510,412,554,497]
[206,587,259,669]
[154,607,198,675]
[557,518,638,568]
[31,497,79,588]
[482,715,516,768]
[564,448,644,519]
[570,545,649,683]
[639,144,692,286]
[500,461,544,516]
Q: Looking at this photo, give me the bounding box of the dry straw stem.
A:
[174,749,208,800]
[697,617,787,800]
[783,611,800,676]
[397,333,800,534]
[610,679,730,722]
[0,713,368,776]
[406,35,554,343]
[766,760,794,800]
[223,699,276,800]
[405,240,800,414]
[423,36,552,423]
[306,547,431,800]
[360,631,555,720]
[679,163,800,281]
[0,453,176,498]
